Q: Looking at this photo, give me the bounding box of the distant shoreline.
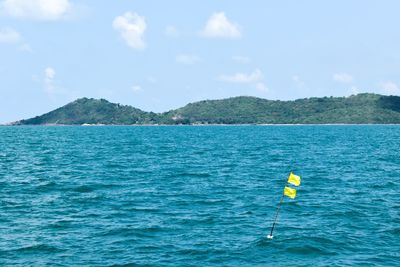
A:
[2,123,400,127]
[12,94,400,125]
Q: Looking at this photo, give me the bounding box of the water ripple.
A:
[0,125,399,266]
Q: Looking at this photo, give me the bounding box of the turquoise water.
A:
[0,125,399,266]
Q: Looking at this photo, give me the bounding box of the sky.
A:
[1,0,400,123]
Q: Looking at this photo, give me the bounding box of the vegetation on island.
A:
[15,93,400,125]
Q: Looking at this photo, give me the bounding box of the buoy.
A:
[267,172,301,239]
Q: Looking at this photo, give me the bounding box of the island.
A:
[13,93,400,125]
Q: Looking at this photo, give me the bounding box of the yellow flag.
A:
[284,186,296,199]
[288,172,301,186]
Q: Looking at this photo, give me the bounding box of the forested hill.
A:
[15,93,400,125]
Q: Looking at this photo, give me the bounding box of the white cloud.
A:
[18,43,32,52]
[113,12,146,50]
[0,27,21,43]
[218,69,262,83]
[292,75,305,88]
[380,81,400,95]
[333,73,354,83]
[44,67,56,93]
[165,25,179,37]
[255,82,268,92]
[1,0,72,20]
[219,69,268,93]
[146,76,157,84]
[176,54,201,65]
[0,27,32,52]
[232,56,250,64]
[350,86,359,95]
[131,85,142,93]
[201,12,241,39]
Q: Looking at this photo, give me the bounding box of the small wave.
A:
[255,237,275,247]
[125,207,160,212]
[382,227,400,235]
[255,234,342,256]
[36,181,58,191]
[325,209,367,218]
[110,263,136,267]
[47,219,75,229]
[285,245,337,256]
[72,185,96,193]
[11,244,64,254]
[370,181,397,189]
[192,199,226,205]
[177,216,216,225]
[171,172,212,178]
[99,226,167,238]
[176,247,226,257]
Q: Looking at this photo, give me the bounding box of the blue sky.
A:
[1,0,400,123]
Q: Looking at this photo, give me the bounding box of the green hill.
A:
[17,98,160,125]
[15,93,400,125]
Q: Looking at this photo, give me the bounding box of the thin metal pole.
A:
[268,191,285,237]
[268,173,290,238]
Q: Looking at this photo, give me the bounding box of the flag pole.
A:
[267,174,290,239]
[267,191,285,239]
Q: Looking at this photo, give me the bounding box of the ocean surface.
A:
[0,125,399,266]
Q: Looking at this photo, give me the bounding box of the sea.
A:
[0,125,399,266]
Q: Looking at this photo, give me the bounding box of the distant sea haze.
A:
[1,125,399,265]
[11,93,400,125]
